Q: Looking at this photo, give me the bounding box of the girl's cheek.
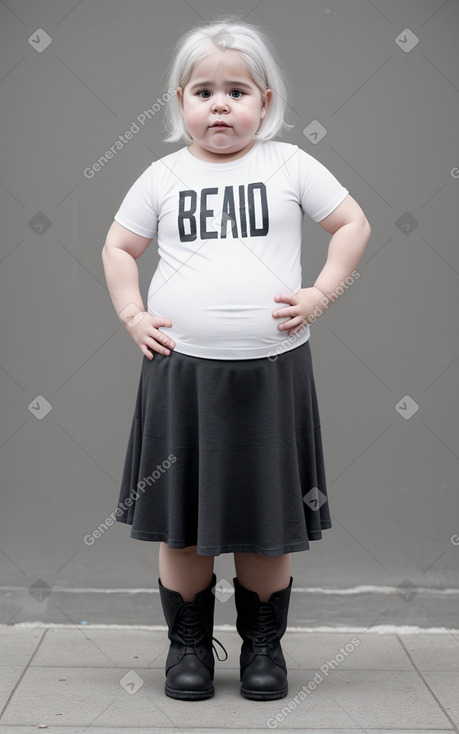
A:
[240,111,260,129]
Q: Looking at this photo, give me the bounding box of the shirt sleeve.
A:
[295,147,349,222]
[114,164,158,238]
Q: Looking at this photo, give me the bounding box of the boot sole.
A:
[165,683,214,701]
[241,684,288,701]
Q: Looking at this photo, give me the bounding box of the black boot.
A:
[234,576,292,700]
[158,573,227,700]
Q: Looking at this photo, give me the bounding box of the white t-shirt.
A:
[114,140,349,360]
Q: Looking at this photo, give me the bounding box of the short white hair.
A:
[162,16,293,145]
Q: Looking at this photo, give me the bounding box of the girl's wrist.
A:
[309,285,331,309]
[119,303,147,328]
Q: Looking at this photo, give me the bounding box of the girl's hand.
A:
[272,287,326,337]
[125,311,175,360]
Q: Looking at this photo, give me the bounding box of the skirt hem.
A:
[115,515,332,556]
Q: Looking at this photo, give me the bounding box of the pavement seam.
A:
[396,635,459,734]
[6,623,459,634]
[0,628,48,722]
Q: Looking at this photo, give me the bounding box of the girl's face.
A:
[177,48,272,163]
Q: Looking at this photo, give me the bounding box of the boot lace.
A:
[175,603,228,661]
[246,603,277,644]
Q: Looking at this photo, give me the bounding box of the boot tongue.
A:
[173,602,229,660]
[175,604,204,643]
[247,603,277,643]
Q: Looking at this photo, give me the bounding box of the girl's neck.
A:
[186,139,257,164]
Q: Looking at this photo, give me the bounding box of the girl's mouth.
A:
[211,121,231,128]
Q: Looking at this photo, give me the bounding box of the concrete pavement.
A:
[1,622,458,732]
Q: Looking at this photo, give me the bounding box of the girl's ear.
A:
[260,88,273,119]
[176,87,184,114]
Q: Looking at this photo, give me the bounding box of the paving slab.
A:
[29,628,414,673]
[0,628,457,731]
[2,664,452,730]
[422,672,459,726]
[282,631,412,671]
[0,628,44,667]
[0,666,173,728]
[399,633,459,672]
[30,627,168,669]
[0,667,23,711]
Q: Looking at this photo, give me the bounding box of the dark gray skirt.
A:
[116,340,332,556]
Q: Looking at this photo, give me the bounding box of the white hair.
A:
[162,16,293,145]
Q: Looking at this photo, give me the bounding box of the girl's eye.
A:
[197,89,244,99]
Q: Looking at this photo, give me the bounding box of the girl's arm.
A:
[102,221,151,322]
[273,195,371,336]
[313,194,371,299]
[102,221,175,358]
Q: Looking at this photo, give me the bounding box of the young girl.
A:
[102,17,370,702]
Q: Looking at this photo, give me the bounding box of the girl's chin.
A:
[188,137,255,161]
[203,136,253,151]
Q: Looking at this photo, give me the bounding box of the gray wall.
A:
[1,0,458,622]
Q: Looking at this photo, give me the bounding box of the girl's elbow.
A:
[101,241,114,264]
[361,215,372,240]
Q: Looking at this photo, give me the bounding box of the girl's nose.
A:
[211,94,229,112]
